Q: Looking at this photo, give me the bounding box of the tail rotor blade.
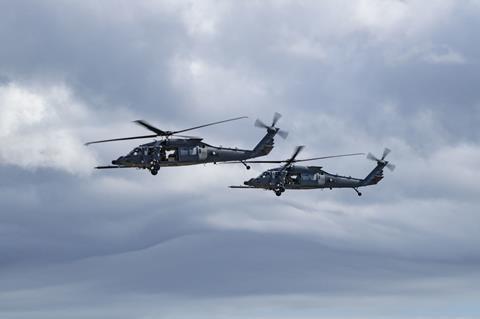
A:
[255,119,269,129]
[382,148,391,160]
[272,112,282,127]
[367,153,379,162]
[367,147,395,171]
[386,163,396,171]
[278,130,289,139]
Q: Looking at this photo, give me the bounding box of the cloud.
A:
[423,47,467,64]
[0,83,97,174]
[389,44,467,65]
[1,1,480,318]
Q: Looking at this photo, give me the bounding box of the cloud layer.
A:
[1,1,480,318]
[0,83,96,174]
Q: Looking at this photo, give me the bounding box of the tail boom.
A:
[361,162,386,186]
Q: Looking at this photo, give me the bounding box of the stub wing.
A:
[228,186,256,189]
[95,165,131,169]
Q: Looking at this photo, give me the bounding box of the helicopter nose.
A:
[112,156,124,165]
[244,178,254,186]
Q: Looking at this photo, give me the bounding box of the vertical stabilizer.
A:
[361,148,395,186]
[251,112,288,156]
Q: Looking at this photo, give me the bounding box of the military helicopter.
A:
[229,146,395,196]
[85,113,288,175]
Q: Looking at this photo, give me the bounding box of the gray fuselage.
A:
[244,165,383,190]
[112,133,275,169]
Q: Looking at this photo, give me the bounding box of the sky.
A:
[1,0,480,318]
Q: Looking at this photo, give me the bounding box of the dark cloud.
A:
[1,1,480,318]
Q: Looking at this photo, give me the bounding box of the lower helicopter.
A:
[229,146,395,196]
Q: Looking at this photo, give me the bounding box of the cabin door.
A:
[316,173,326,185]
[198,146,208,160]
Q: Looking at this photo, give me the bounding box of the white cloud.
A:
[159,0,232,37]
[169,56,270,116]
[0,83,97,175]
[353,0,456,39]
[285,36,328,61]
[387,43,467,65]
[423,48,466,64]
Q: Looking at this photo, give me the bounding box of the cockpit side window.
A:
[129,148,141,156]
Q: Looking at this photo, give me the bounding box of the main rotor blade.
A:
[134,120,168,135]
[172,116,248,135]
[171,134,202,139]
[289,145,304,162]
[281,145,305,170]
[293,153,365,163]
[382,148,391,160]
[85,134,158,145]
[272,112,282,126]
[235,152,364,164]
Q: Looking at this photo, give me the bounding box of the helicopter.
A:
[229,146,395,196]
[85,113,288,175]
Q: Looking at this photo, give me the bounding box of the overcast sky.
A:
[1,1,480,318]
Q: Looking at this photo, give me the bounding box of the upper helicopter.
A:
[85,113,288,175]
[229,146,395,196]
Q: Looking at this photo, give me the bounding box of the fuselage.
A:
[244,165,373,190]
[112,138,271,168]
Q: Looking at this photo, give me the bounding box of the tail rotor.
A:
[254,112,288,139]
[367,147,396,171]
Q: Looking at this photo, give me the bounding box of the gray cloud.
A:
[1,1,480,318]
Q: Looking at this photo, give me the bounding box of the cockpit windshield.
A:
[128,148,141,156]
[259,171,273,179]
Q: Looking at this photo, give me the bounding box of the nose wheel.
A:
[149,160,160,176]
[274,186,285,197]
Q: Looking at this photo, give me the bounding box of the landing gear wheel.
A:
[274,186,285,196]
[149,160,160,175]
[353,188,362,196]
[240,161,251,170]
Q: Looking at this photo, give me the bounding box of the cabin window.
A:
[180,148,189,156]
[179,147,197,156]
[301,173,314,180]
